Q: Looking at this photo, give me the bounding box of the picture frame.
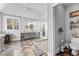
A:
[7,18,13,29]
[4,15,20,30]
[14,19,19,29]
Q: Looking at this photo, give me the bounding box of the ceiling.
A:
[19,3,47,13]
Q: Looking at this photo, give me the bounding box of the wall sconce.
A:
[58,27,64,33]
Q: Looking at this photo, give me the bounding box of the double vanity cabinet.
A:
[21,32,40,40]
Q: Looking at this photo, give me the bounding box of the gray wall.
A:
[54,4,66,54]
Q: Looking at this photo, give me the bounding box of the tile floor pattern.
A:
[0,38,48,56]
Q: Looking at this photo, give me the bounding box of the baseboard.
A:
[47,51,52,56]
[55,43,66,55]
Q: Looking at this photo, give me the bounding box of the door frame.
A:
[48,3,64,56]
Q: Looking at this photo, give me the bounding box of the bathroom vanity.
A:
[21,32,40,40]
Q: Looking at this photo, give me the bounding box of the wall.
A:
[0,3,8,33]
[20,17,39,33]
[0,3,7,12]
[65,4,79,43]
[39,8,48,39]
[0,14,1,32]
[2,3,39,19]
[54,4,66,54]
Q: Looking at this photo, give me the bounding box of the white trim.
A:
[51,3,59,7]
[50,3,60,56]
[50,3,64,56]
[55,43,66,55]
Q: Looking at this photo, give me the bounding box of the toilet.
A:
[70,38,79,55]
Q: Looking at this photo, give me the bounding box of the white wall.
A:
[2,3,39,19]
[0,3,6,12]
[0,14,1,32]
[65,4,79,43]
[20,17,39,33]
[39,8,48,39]
[0,3,8,33]
[40,10,47,22]
[54,4,66,54]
